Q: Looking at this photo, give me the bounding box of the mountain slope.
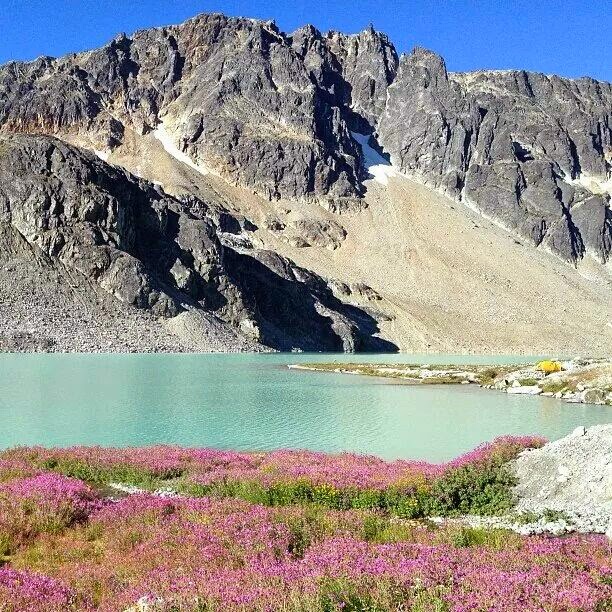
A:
[378,48,612,263]
[0,12,610,353]
[255,176,612,354]
[0,135,394,352]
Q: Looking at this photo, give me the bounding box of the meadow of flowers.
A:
[0,437,609,611]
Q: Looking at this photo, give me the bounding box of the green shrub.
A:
[542,508,569,522]
[384,488,426,518]
[424,462,517,516]
[349,489,385,510]
[362,514,388,542]
[514,509,569,524]
[181,458,519,520]
[478,368,500,386]
[514,511,540,524]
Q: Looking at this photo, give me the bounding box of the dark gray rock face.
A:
[0,134,395,351]
[3,13,609,265]
[166,15,363,202]
[378,49,612,263]
[290,24,398,130]
[0,14,388,204]
[0,134,229,318]
[0,13,610,265]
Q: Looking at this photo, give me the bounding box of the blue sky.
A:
[1,0,610,81]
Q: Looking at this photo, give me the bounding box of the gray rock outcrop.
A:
[0,134,395,351]
[0,14,610,265]
[378,49,612,263]
[0,14,376,204]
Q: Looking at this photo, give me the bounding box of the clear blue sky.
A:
[1,0,610,81]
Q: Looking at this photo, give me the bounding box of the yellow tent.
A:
[536,360,563,374]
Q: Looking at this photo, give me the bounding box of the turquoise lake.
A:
[0,353,609,461]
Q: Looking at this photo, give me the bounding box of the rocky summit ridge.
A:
[0,12,610,352]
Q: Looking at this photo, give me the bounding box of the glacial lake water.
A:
[0,353,610,461]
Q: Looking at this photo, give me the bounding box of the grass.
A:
[419,375,467,385]
[295,363,521,388]
[539,380,568,394]
[39,458,182,489]
[443,526,523,550]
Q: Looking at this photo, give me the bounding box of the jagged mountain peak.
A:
[0,10,610,353]
[0,11,610,266]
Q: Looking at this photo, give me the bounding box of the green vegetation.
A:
[539,380,567,394]
[39,458,183,489]
[178,478,429,516]
[478,367,503,386]
[179,460,518,519]
[9,439,541,524]
[1,442,609,610]
[444,526,522,550]
[517,377,539,387]
[292,361,612,407]
[514,509,570,524]
[315,578,420,612]
[542,508,569,522]
[424,462,517,517]
[295,362,519,388]
[419,375,467,385]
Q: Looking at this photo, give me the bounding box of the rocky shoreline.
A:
[289,358,612,406]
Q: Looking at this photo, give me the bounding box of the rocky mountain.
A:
[378,49,612,263]
[0,135,393,351]
[0,12,610,352]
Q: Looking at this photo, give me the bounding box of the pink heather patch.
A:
[0,567,81,611]
[185,436,545,491]
[0,473,100,516]
[445,435,546,471]
[3,436,544,493]
[69,495,612,611]
[0,474,101,548]
[1,438,606,611]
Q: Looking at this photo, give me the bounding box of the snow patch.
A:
[94,149,110,162]
[218,231,253,251]
[567,173,612,199]
[153,123,208,176]
[351,132,398,186]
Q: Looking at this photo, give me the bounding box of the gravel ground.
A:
[0,226,261,353]
[510,424,611,533]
